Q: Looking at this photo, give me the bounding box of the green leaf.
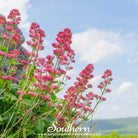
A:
[0,88,5,93]
[59,81,64,85]
[54,80,58,84]
[0,116,6,125]
[33,65,37,70]
[51,94,57,100]
[11,95,17,101]
[0,36,3,40]
[0,62,3,66]
[61,99,66,105]
[0,43,8,52]
[20,79,25,88]
[31,77,36,82]
[0,116,5,121]
[23,99,32,106]
[6,134,16,138]
[26,129,36,136]
[44,115,55,122]
[36,120,45,133]
[14,108,25,116]
[9,84,20,90]
[4,92,17,102]
[38,135,44,138]
[55,88,63,93]
[8,60,19,65]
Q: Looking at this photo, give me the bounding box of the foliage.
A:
[0,9,113,137]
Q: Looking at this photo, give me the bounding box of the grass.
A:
[86,131,138,138]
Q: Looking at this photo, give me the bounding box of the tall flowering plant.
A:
[0,9,113,137]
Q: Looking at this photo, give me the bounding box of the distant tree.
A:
[110,131,120,138]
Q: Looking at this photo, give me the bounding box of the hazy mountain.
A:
[84,116,138,135]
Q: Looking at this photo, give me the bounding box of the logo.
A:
[38,122,91,136]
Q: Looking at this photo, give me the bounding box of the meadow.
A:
[86,131,138,138]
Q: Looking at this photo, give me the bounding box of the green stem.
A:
[1,112,14,138]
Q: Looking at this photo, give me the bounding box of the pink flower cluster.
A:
[1,75,18,82]
[64,64,94,109]
[51,28,75,80]
[24,29,76,104]
[17,90,27,95]
[0,9,22,46]
[11,33,21,45]
[0,9,113,132]
[24,51,38,57]
[55,66,113,126]
[0,16,6,25]
[32,57,61,100]
[26,22,45,50]
[0,49,21,59]
[7,9,21,25]
[2,32,9,40]
[98,69,113,93]
[2,28,21,45]
[19,23,46,71]
[54,64,94,125]
[0,10,23,85]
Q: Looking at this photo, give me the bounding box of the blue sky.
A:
[0,0,138,119]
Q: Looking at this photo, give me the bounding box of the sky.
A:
[0,0,138,119]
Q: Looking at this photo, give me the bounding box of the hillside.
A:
[84,116,138,135]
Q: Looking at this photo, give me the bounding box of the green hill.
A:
[84,116,138,135]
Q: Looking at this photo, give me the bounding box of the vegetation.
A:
[0,9,113,137]
[86,131,138,138]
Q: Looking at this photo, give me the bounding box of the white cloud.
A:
[110,106,120,112]
[0,0,31,31]
[71,29,122,64]
[115,81,133,94]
